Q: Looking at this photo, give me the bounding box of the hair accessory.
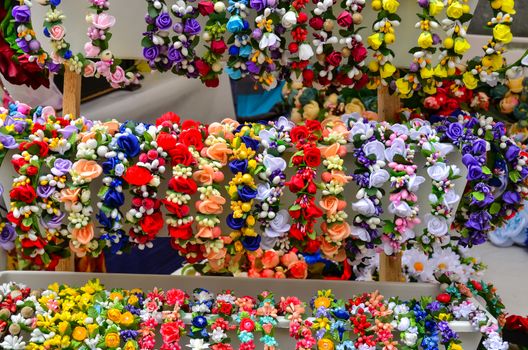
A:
[143,0,174,71]
[170,0,202,78]
[224,0,251,80]
[256,291,278,349]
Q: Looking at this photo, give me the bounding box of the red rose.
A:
[156,112,180,126]
[305,239,320,254]
[305,201,323,218]
[169,144,194,166]
[290,126,309,143]
[195,59,211,76]
[211,39,227,54]
[309,17,324,30]
[11,157,27,174]
[20,141,49,157]
[20,237,46,250]
[123,166,153,186]
[179,128,204,151]
[288,42,299,53]
[163,200,191,217]
[157,132,178,152]
[10,184,37,204]
[205,77,220,88]
[160,321,184,344]
[169,177,198,195]
[436,293,451,304]
[181,120,201,130]
[355,73,369,89]
[239,318,255,332]
[352,45,368,63]
[297,12,308,23]
[197,0,214,15]
[26,166,38,176]
[139,212,164,236]
[337,11,353,27]
[305,120,322,133]
[168,222,193,240]
[286,174,305,193]
[319,76,331,86]
[424,96,440,110]
[470,280,483,291]
[7,211,21,226]
[289,224,305,240]
[31,123,45,134]
[302,69,314,86]
[306,181,317,194]
[304,147,321,167]
[219,302,233,315]
[288,260,308,279]
[141,198,159,211]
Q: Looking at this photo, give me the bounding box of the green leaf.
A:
[289,204,301,211]
[472,192,485,201]
[148,5,159,18]
[509,170,521,183]
[383,222,395,234]
[490,203,501,215]
[482,166,491,175]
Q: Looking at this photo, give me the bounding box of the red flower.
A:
[157,132,178,152]
[288,260,308,279]
[168,222,193,240]
[197,0,214,15]
[303,147,321,167]
[352,45,368,63]
[305,120,322,133]
[166,289,187,307]
[179,128,204,151]
[32,123,46,134]
[169,177,198,194]
[288,42,299,53]
[290,126,309,143]
[239,318,255,332]
[219,302,234,315]
[305,201,323,219]
[305,239,320,254]
[309,17,324,30]
[163,200,190,218]
[211,39,227,55]
[337,11,353,27]
[10,184,37,204]
[286,174,305,193]
[470,280,483,291]
[20,141,49,157]
[26,166,38,176]
[297,12,308,23]
[195,59,211,76]
[169,144,194,166]
[160,320,184,344]
[212,344,233,350]
[123,166,153,186]
[326,52,342,67]
[156,112,180,126]
[289,224,306,241]
[181,120,201,130]
[505,315,528,333]
[205,77,220,88]
[436,293,451,304]
[139,212,164,236]
[11,157,27,174]
[20,237,46,250]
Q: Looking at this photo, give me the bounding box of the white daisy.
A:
[403,249,434,282]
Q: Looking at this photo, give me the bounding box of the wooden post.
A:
[377,83,403,282]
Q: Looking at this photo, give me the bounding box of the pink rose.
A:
[83,61,96,77]
[50,25,65,40]
[337,11,353,27]
[500,94,519,114]
[17,103,31,115]
[95,60,111,76]
[84,42,101,58]
[92,13,116,30]
[41,106,56,120]
[109,66,126,87]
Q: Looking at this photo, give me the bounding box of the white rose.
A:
[267,209,290,236]
[256,183,272,201]
[397,317,410,331]
[299,44,314,61]
[428,193,438,204]
[384,138,406,162]
[263,154,286,172]
[351,226,371,242]
[350,121,373,140]
[281,11,297,29]
[427,162,449,181]
[369,169,389,188]
[407,175,425,192]
[390,124,409,136]
[388,202,413,217]
[363,140,385,161]
[403,332,418,346]
[433,142,454,156]
[444,190,460,206]
[351,198,376,216]
[426,214,448,237]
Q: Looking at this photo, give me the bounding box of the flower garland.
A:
[286,0,312,87]
[84,0,114,58]
[279,295,315,349]
[161,288,188,350]
[208,290,237,349]
[170,0,202,78]
[234,295,259,350]
[188,288,213,349]
[97,121,144,255]
[367,0,400,88]
[123,118,168,249]
[256,116,293,253]
[224,0,252,81]
[255,291,278,349]
[319,117,351,260]
[143,0,175,72]
[286,121,323,252]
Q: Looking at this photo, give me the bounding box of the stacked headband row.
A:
[1,102,527,273]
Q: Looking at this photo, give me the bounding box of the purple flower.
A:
[41,213,65,230]
[471,139,487,155]
[505,144,520,162]
[155,12,172,30]
[58,125,78,139]
[432,34,441,45]
[252,28,263,40]
[15,38,29,53]
[427,301,441,312]
[12,5,31,23]
[493,122,505,138]
[143,46,160,60]
[502,191,521,205]
[418,0,429,8]
[250,0,267,11]
[37,185,55,198]
[446,122,463,141]
[167,47,183,63]
[246,61,260,74]
[173,22,183,34]
[0,224,16,251]
[184,18,201,35]
[471,183,494,207]
[29,40,41,52]
[465,211,491,231]
[466,165,483,181]
[52,158,72,176]
[0,134,18,149]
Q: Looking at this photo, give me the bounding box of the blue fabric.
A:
[236,81,284,118]
[105,238,185,274]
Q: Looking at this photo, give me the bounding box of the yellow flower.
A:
[423,80,437,95]
[382,0,399,14]
[434,64,448,78]
[109,292,124,301]
[454,38,470,54]
[72,326,88,341]
[58,321,70,335]
[120,311,135,327]
[87,324,99,336]
[420,66,434,79]
[418,32,433,49]
[317,339,335,350]
[380,63,396,79]
[344,98,366,114]
[246,215,255,226]
[372,0,382,11]
[439,312,452,321]
[314,296,332,309]
[491,0,515,14]
[368,60,380,72]
[384,32,395,44]
[446,1,464,19]
[60,335,71,348]
[449,343,463,350]
[107,309,122,323]
[105,332,121,348]
[124,340,138,350]
[508,77,524,93]
[463,72,478,90]
[128,295,139,306]
[396,78,412,95]
[482,53,503,71]
[247,159,257,169]
[368,33,383,50]
[493,24,513,43]
[303,101,320,120]
[429,0,444,16]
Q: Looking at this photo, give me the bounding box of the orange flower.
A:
[195,226,221,239]
[261,250,280,269]
[72,159,103,181]
[330,171,350,185]
[60,188,80,205]
[206,142,232,165]
[72,223,95,245]
[69,241,88,257]
[319,196,339,216]
[193,164,215,185]
[320,238,339,258]
[322,222,351,242]
[196,196,226,215]
[320,143,340,159]
[103,120,120,135]
[80,131,97,142]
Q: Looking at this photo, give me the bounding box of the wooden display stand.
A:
[377,84,403,282]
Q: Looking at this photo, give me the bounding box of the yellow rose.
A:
[508,77,524,94]
[317,338,335,350]
[482,53,503,71]
[314,296,332,309]
[396,78,412,95]
[382,0,400,13]
[105,333,120,348]
[303,101,320,120]
[119,311,135,327]
[368,60,380,72]
[384,32,396,44]
[429,0,444,16]
[463,72,478,90]
[446,1,464,19]
[58,321,70,335]
[380,63,396,79]
[418,32,433,49]
[72,327,87,341]
[493,24,513,43]
[344,98,366,114]
[109,292,123,301]
[368,33,383,50]
[107,309,122,323]
[449,344,463,350]
[491,0,516,14]
[454,38,470,54]
[128,295,139,306]
[434,64,448,78]
[124,340,138,350]
[420,66,434,79]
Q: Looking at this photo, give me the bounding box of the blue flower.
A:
[229,45,240,56]
[332,308,350,320]
[227,15,244,33]
[63,50,73,59]
[117,133,141,158]
[242,235,261,251]
[102,157,119,174]
[192,315,208,328]
[229,159,248,174]
[96,211,114,228]
[226,67,242,80]
[43,27,50,37]
[104,188,125,208]
[239,330,254,342]
[238,186,257,202]
[227,213,245,230]
[50,0,61,5]
[241,136,259,150]
[239,45,252,57]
